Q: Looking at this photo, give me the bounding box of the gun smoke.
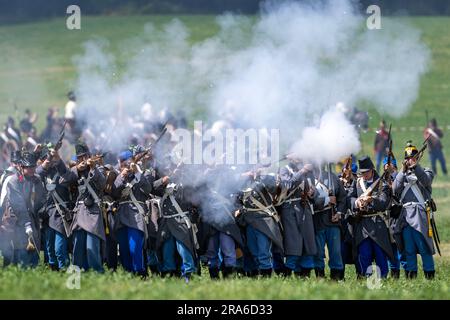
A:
[72,0,430,225]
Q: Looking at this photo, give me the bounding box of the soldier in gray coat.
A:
[348,156,393,278]
[392,142,436,279]
[200,165,244,279]
[68,141,106,272]
[155,165,199,282]
[0,150,21,267]
[37,147,74,270]
[277,161,317,278]
[4,151,46,267]
[312,164,347,280]
[235,171,283,277]
[112,150,153,276]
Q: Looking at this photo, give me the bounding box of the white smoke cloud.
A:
[290,109,361,164]
[72,0,430,159]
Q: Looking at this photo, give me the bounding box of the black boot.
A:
[259,269,273,278]
[405,270,418,279]
[161,270,177,278]
[314,268,325,279]
[424,270,435,280]
[209,267,220,280]
[274,267,286,276]
[136,270,148,280]
[50,264,59,272]
[390,269,400,279]
[149,265,160,276]
[283,268,293,278]
[183,273,193,283]
[330,269,344,281]
[222,266,235,279]
[245,270,259,278]
[299,268,312,279]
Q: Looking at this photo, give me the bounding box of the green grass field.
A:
[0,15,449,299]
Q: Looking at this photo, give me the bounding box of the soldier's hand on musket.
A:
[401,160,409,173]
[34,143,43,154]
[328,195,337,205]
[86,158,96,170]
[121,168,130,178]
[129,162,138,173]
[162,176,170,185]
[42,158,52,169]
[50,149,60,162]
[331,212,342,223]
[234,209,241,217]
[77,161,88,172]
[407,157,417,169]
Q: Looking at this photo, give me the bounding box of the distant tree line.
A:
[0,0,449,24]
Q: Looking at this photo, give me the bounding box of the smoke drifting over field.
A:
[73,0,430,163]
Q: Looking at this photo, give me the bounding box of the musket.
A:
[341,155,353,186]
[403,136,431,173]
[42,120,67,161]
[130,123,168,168]
[77,153,107,168]
[382,124,394,183]
[327,163,338,222]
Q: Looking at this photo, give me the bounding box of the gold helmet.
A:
[404,141,418,159]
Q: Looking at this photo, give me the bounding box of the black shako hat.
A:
[358,155,375,173]
[75,140,90,158]
[20,151,37,168]
[10,150,22,164]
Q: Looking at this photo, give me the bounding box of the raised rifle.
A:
[341,156,353,186]
[382,124,394,183]
[327,163,338,222]
[77,152,107,168]
[129,123,168,170]
[402,136,431,173]
[40,120,67,161]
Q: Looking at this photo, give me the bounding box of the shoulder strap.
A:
[358,177,367,193]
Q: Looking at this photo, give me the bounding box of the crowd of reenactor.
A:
[0,128,440,283]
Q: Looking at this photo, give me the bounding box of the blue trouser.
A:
[388,243,406,271]
[161,235,196,276]
[72,229,104,273]
[46,228,70,269]
[314,227,344,270]
[286,255,314,271]
[246,225,272,270]
[206,232,236,268]
[429,149,447,175]
[357,238,388,278]
[117,227,145,273]
[403,225,435,272]
[13,249,39,268]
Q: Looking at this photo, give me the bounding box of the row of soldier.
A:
[0,138,438,282]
